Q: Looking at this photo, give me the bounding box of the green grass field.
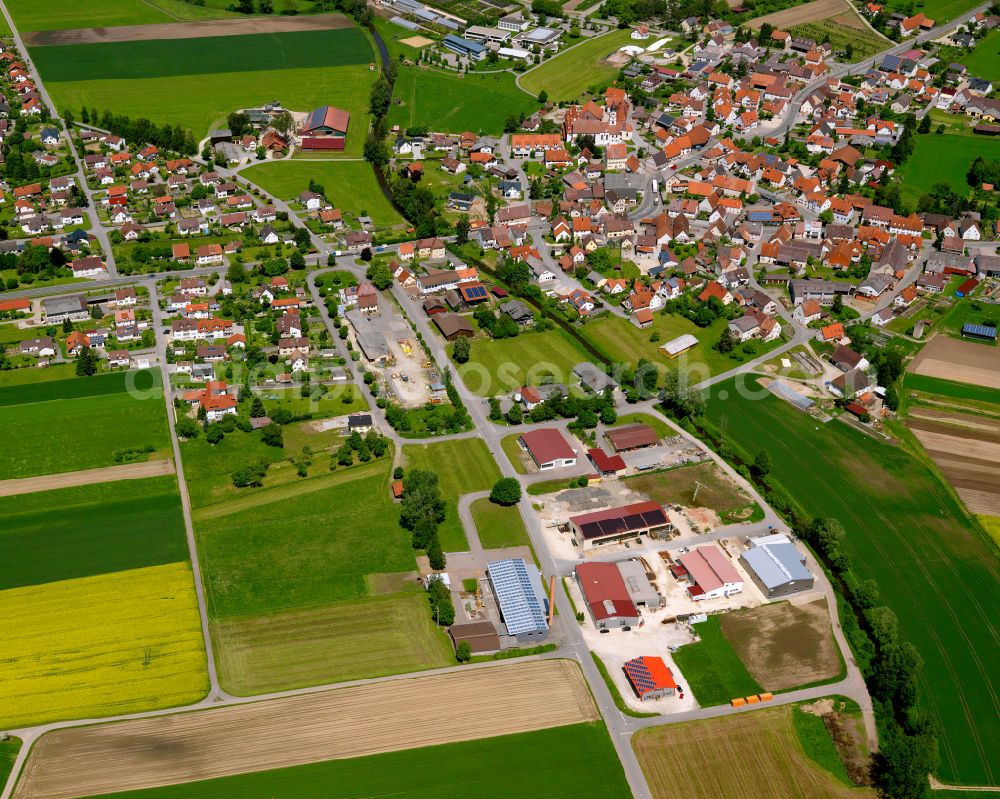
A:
[0,372,170,479]
[2,477,187,590]
[387,67,536,135]
[672,616,763,706]
[520,29,634,102]
[212,590,452,695]
[904,373,1000,405]
[961,27,1000,76]
[0,738,20,794]
[79,723,631,799]
[7,0,173,31]
[37,28,375,148]
[403,438,502,551]
[242,161,405,229]
[897,134,1000,205]
[195,459,413,618]
[0,362,77,387]
[702,379,1000,784]
[582,312,780,380]
[372,15,429,61]
[623,461,759,522]
[0,369,155,406]
[470,497,531,549]
[453,328,589,397]
[882,0,982,21]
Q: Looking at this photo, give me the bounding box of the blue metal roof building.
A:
[962,323,997,341]
[442,34,486,60]
[487,558,549,641]
[739,534,814,598]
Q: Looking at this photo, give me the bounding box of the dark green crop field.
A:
[0,369,159,407]
[2,477,188,590]
[81,723,631,799]
[31,28,371,82]
[702,378,1000,784]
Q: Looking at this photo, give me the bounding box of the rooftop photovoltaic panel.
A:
[463,285,488,299]
[487,558,548,636]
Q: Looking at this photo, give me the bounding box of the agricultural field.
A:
[32,26,376,151]
[881,0,982,21]
[453,327,590,397]
[909,334,1000,390]
[788,18,889,62]
[702,379,1000,784]
[242,161,405,229]
[0,738,21,793]
[372,15,431,61]
[15,661,600,799]
[65,724,628,799]
[581,312,782,380]
[897,134,1000,205]
[1,476,187,590]
[634,701,873,799]
[185,444,453,694]
[745,0,853,29]
[519,29,633,102]
[623,461,760,525]
[906,407,1000,516]
[470,497,531,549]
[6,0,175,32]
[671,616,763,706]
[904,372,1000,405]
[387,67,537,134]
[0,562,207,730]
[0,370,170,479]
[719,600,844,692]
[403,438,503,551]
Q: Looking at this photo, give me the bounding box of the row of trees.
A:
[399,469,447,570]
[76,107,197,155]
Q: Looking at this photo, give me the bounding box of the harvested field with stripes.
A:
[746,0,852,29]
[907,408,1000,516]
[15,660,597,799]
[909,336,1000,390]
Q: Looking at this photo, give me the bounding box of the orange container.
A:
[730,697,747,707]
[746,695,760,704]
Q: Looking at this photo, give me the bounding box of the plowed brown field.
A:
[15,660,596,799]
[910,336,1000,389]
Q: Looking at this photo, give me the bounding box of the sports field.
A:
[520,29,634,102]
[634,703,872,799]
[454,327,590,397]
[387,67,536,135]
[242,161,405,229]
[0,371,170,479]
[0,562,207,729]
[1,476,187,590]
[702,380,1000,784]
[33,27,376,150]
[897,134,1000,204]
[68,723,629,799]
[403,438,503,551]
[16,661,601,799]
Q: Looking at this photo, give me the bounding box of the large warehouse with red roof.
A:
[569,500,672,549]
[518,428,578,470]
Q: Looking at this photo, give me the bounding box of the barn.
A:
[622,656,678,701]
[605,423,659,452]
[569,500,672,549]
[518,428,578,470]
[739,533,814,598]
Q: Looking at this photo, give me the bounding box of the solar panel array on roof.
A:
[487,559,548,637]
[963,323,997,338]
[462,284,488,299]
[578,507,667,541]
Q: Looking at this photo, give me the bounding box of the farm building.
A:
[675,545,743,601]
[301,105,350,137]
[569,500,672,549]
[617,559,665,608]
[955,278,979,298]
[518,428,578,470]
[433,312,475,341]
[962,323,997,342]
[486,558,549,642]
[739,534,814,598]
[606,423,659,452]
[449,621,502,654]
[42,294,89,323]
[659,333,698,358]
[587,447,627,476]
[575,562,640,629]
[623,656,678,701]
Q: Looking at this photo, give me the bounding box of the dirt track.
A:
[26,12,351,45]
[909,336,1000,390]
[746,0,848,29]
[15,660,597,799]
[0,459,174,497]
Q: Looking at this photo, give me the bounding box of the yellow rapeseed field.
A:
[976,515,1000,549]
[0,562,208,729]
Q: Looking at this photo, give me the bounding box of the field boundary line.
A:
[0,459,175,497]
[193,459,385,521]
